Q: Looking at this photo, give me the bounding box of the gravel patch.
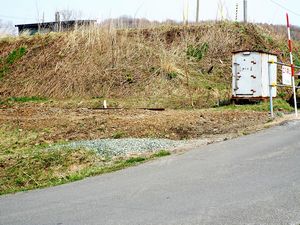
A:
[61,138,190,157]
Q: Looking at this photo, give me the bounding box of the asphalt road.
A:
[1,121,300,225]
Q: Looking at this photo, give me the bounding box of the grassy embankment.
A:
[1,21,299,107]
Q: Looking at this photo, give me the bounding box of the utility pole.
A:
[235,3,239,22]
[196,0,200,23]
[55,11,61,32]
[183,0,189,25]
[243,0,247,23]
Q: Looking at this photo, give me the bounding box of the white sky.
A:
[0,0,300,26]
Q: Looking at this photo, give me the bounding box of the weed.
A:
[0,46,27,79]
[6,47,27,65]
[275,111,284,117]
[293,53,300,67]
[187,42,209,61]
[278,92,286,99]
[0,65,9,80]
[7,96,48,103]
[242,131,250,135]
[0,96,48,106]
[112,131,126,139]
[153,150,171,157]
[125,157,146,164]
[15,178,25,187]
[166,72,178,80]
[149,66,158,73]
[125,73,134,84]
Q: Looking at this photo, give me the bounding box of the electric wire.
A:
[269,0,300,17]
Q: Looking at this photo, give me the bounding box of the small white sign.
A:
[282,65,292,86]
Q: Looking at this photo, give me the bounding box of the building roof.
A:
[232,50,278,56]
[15,20,96,28]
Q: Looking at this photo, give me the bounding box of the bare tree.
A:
[59,10,82,21]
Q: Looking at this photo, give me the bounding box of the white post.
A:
[196,0,200,23]
[268,63,274,118]
[103,100,107,109]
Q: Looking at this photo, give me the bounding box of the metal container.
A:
[232,51,277,100]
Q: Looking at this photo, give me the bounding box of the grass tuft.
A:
[125,157,146,164]
[153,150,171,157]
[7,96,48,103]
[0,96,48,106]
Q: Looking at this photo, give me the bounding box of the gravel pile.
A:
[63,138,188,157]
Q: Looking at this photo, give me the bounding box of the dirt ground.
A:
[0,103,279,195]
[0,104,271,145]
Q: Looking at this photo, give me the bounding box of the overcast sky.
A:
[0,0,300,26]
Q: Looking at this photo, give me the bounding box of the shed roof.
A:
[15,20,96,28]
[232,50,277,56]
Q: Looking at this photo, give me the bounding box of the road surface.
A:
[1,120,300,225]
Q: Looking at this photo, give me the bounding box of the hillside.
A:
[0,21,298,108]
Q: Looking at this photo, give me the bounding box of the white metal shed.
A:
[232,51,277,100]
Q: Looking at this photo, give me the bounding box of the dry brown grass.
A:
[0,104,270,143]
[0,22,294,108]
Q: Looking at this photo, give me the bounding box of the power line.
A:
[269,0,300,17]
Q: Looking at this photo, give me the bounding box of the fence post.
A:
[268,62,274,118]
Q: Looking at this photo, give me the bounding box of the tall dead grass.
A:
[0,22,289,108]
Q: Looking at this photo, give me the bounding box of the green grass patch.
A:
[0,147,99,195]
[125,157,146,164]
[217,99,293,112]
[166,72,178,80]
[7,96,48,103]
[0,149,171,195]
[187,42,209,61]
[0,126,172,195]
[0,65,9,80]
[0,46,27,79]
[6,47,27,65]
[0,96,48,106]
[112,131,126,139]
[153,150,171,157]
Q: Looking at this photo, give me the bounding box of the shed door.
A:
[234,53,259,96]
